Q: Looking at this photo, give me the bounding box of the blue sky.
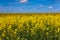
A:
[0,0,60,13]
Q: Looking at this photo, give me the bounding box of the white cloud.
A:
[40,5,43,7]
[20,0,28,3]
[48,6,53,9]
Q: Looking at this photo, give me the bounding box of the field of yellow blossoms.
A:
[0,13,60,40]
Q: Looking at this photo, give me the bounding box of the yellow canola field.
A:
[0,14,60,40]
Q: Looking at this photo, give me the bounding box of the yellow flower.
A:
[14,31,17,34]
[2,33,5,37]
[46,32,49,36]
[0,37,2,40]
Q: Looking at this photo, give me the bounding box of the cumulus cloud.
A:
[48,6,53,9]
[40,5,43,7]
[20,0,28,3]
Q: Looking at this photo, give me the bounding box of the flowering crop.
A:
[0,14,60,40]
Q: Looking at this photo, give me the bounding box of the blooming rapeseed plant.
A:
[0,14,60,40]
